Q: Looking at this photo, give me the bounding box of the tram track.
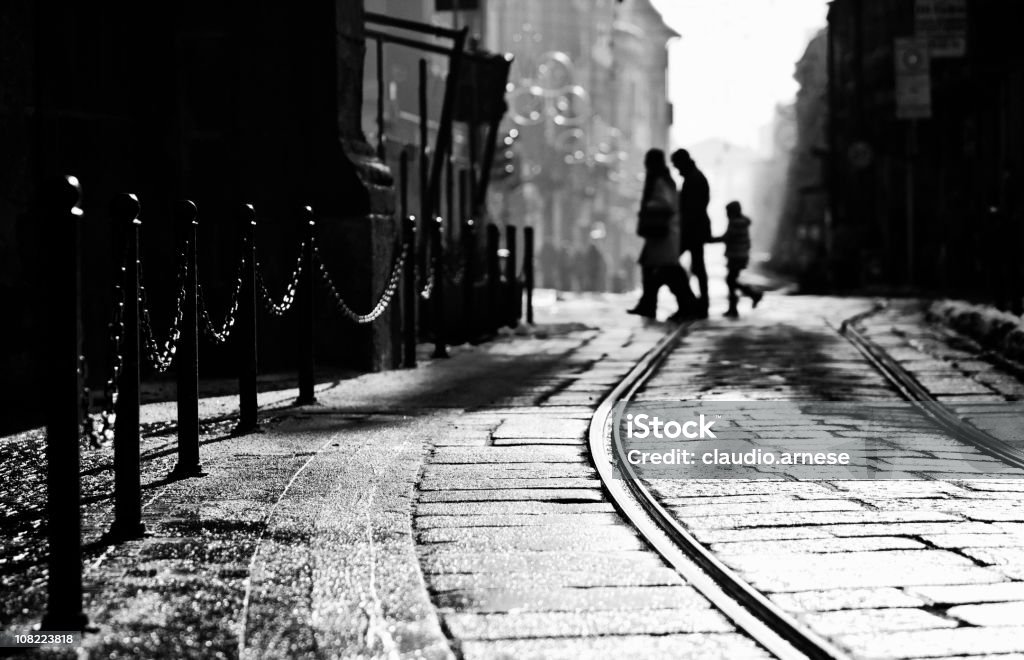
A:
[837,303,1024,471]
[589,303,1023,660]
[587,322,851,660]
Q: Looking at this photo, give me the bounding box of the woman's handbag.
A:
[637,197,672,239]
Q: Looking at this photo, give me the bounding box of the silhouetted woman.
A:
[627,148,697,321]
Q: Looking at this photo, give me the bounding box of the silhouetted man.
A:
[671,149,711,317]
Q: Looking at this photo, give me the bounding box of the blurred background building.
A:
[362,0,678,296]
[482,0,676,293]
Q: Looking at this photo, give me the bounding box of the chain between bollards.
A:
[173,200,202,476]
[296,206,317,405]
[110,193,145,540]
[235,204,259,435]
[42,175,89,631]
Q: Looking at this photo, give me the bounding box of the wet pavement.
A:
[3,283,1024,659]
[638,296,1024,660]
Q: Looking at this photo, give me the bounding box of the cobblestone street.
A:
[638,296,1024,659]
[4,288,1024,659]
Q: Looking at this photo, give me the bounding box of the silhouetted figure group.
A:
[628,148,762,321]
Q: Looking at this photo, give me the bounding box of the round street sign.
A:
[848,141,874,170]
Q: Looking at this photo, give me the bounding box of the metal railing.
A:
[40,171,534,630]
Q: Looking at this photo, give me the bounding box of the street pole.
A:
[906,119,916,287]
[42,175,88,631]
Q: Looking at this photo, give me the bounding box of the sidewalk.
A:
[0,290,697,658]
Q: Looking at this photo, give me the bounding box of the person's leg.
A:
[664,263,697,313]
[725,264,740,317]
[690,242,709,311]
[732,263,763,306]
[629,266,659,316]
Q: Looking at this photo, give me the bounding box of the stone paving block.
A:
[935,504,1024,523]
[418,550,665,576]
[422,464,597,481]
[830,481,970,497]
[921,533,1024,549]
[430,447,586,464]
[540,392,603,406]
[433,437,489,447]
[962,481,1024,493]
[459,632,772,660]
[681,509,962,530]
[477,406,593,418]
[492,417,590,440]
[937,394,1008,403]
[417,487,604,502]
[417,478,601,492]
[963,548,1024,572]
[836,625,1024,660]
[491,437,586,446]
[428,567,686,591]
[646,493,817,506]
[710,535,926,556]
[909,582,1024,605]
[666,498,865,518]
[770,587,925,613]
[914,377,995,395]
[948,601,1024,626]
[802,607,957,635]
[829,522,1000,537]
[648,479,839,499]
[689,526,836,544]
[416,501,614,516]
[753,430,850,440]
[416,512,621,529]
[435,585,705,613]
[443,607,734,640]
[418,525,645,552]
[731,550,1004,592]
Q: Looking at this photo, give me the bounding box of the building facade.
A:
[0,2,398,431]
[827,0,1024,306]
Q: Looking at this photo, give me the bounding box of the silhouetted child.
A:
[710,201,762,318]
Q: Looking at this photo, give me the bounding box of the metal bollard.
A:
[375,38,386,160]
[524,226,535,325]
[431,216,449,358]
[42,175,88,630]
[402,213,418,368]
[445,157,455,245]
[505,225,518,327]
[173,200,201,476]
[462,218,477,343]
[296,206,316,405]
[486,223,500,335]
[418,59,430,300]
[399,153,417,368]
[234,204,259,435]
[110,193,145,540]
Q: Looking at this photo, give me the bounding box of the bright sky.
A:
[650,0,829,152]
